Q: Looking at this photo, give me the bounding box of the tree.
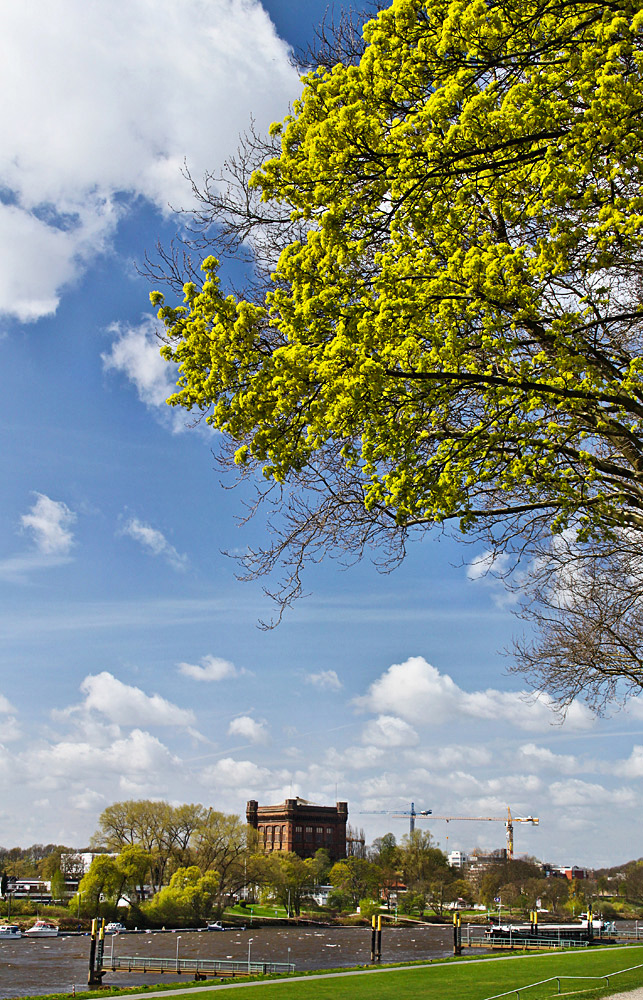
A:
[542,877,570,914]
[624,861,643,906]
[189,810,252,914]
[49,869,67,903]
[74,855,122,917]
[257,852,313,916]
[329,857,382,907]
[73,846,153,917]
[92,800,175,893]
[398,830,453,914]
[143,866,220,925]
[478,857,542,909]
[153,0,643,708]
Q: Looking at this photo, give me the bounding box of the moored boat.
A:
[24,920,58,938]
[0,924,21,939]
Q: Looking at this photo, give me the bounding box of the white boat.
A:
[0,924,21,939]
[24,920,58,937]
[105,922,126,934]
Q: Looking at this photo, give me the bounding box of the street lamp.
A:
[287,946,291,971]
[176,935,182,971]
[247,937,253,972]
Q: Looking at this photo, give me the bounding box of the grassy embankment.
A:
[14,944,643,1000]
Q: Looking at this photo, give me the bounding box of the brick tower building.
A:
[246,798,348,861]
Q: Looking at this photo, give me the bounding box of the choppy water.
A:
[0,924,455,998]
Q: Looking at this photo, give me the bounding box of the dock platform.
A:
[101,956,294,981]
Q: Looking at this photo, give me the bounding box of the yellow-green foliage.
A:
[156,0,643,539]
[142,866,220,924]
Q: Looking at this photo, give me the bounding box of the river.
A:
[0,924,455,998]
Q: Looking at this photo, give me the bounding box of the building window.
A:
[306,826,313,834]
[326,828,333,835]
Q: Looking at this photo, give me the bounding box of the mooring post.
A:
[370,915,376,963]
[376,914,382,962]
[87,919,97,986]
[453,912,462,955]
[87,918,106,987]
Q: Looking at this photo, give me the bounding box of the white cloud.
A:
[466,550,511,581]
[202,756,272,789]
[305,670,343,691]
[622,695,643,720]
[21,493,76,555]
[518,743,579,774]
[325,745,386,770]
[228,715,269,745]
[355,656,595,733]
[409,745,493,770]
[548,778,636,809]
[102,318,197,432]
[178,655,241,682]
[362,715,418,748]
[120,517,188,571]
[26,728,177,781]
[0,0,299,321]
[77,671,195,727]
[68,789,107,812]
[613,745,643,778]
[0,695,15,715]
[0,715,21,744]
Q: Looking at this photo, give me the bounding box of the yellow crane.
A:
[430,807,538,859]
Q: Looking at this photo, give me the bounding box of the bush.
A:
[358,898,381,920]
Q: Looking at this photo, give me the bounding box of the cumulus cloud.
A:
[228,716,269,745]
[0,0,299,322]
[21,493,76,555]
[304,669,343,691]
[120,517,188,571]
[102,318,199,432]
[325,745,386,770]
[362,715,418,748]
[202,756,272,789]
[518,743,580,774]
[355,656,594,733]
[26,728,177,780]
[178,655,242,682]
[76,671,195,727]
[613,745,643,778]
[411,745,493,769]
[548,778,636,808]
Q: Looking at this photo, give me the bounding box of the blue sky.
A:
[0,0,641,869]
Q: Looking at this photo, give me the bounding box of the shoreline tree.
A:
[153,0,643,711]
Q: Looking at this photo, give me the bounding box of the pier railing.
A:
[103,955,294,978]
[465,927,590,950]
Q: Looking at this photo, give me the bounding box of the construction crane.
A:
[430,807,538,859]
[361,802,432,836]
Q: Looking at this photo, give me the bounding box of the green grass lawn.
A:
[156,946,643,1000]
